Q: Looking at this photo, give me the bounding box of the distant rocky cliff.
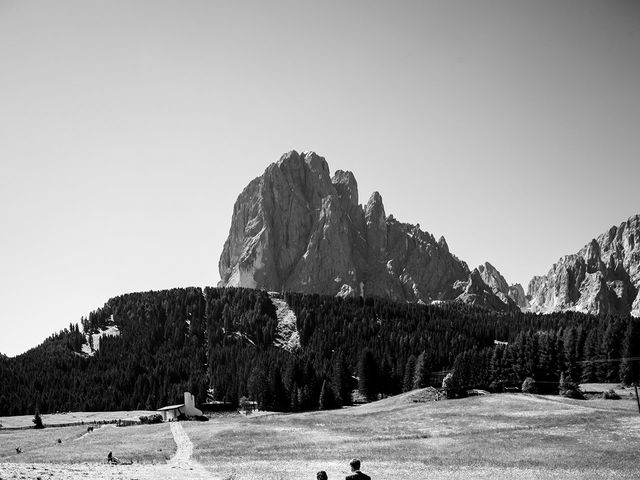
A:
[219,151,522,309]
[528,215,640,316]
[220,151,640,316]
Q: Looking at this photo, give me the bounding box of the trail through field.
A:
[73,423,115,442]
[165,421,212,478]
[0,422,217,480]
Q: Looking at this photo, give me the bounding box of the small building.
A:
[157,392,203,422]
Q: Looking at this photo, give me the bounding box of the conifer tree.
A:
[413,351,431,389]
[581,329,599,383]
[402,355,416,392]
[358,349,379,401]
[563,327,580,383]
[318,380,337,410]
[33,410,44,429]
[289,382,300,412]
[332,354,352,406]
[620,318,640,385]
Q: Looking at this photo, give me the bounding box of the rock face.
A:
[219,150,476,304]
[508,284,528,309]
[528,214,640,316]
[453,262,523,312]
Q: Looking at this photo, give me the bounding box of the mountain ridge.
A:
[219,150,523,311]
[528,213,640,316]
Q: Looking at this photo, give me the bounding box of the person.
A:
[107,451,121,464]
[317,471,328,480]
[346,458,370,480]
[16,447,22,454]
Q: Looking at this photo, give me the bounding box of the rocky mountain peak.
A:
[453,262,521,312]
[465,269,486,295]
[219,151,474,305]
[453,267,518,312]
[332,170,358,209]
[438,236,449,253]
[478,262,509,294]
[365,192,385,222]
[585,238,603,274]
[219,151,639,316]
[528,213,640,316]
[508,284,528,309]
[365,192,387,256]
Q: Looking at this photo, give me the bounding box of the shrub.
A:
[521,377,537,394]
[139,414,163,424]
[442,372,465,399]
[558,372,584,399]
[239,396,255,415]
[489,381,504,393]
[561,388,585,399]
[603,389,621,400]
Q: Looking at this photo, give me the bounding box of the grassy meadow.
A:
[1,389,639,479]
[0,422,175,464]
[183,390,640,480]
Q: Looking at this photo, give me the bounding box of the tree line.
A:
[0,287,638,417]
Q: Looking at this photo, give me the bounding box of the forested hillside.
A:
[1,287,638,416]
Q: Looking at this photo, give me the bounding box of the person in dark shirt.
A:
[345,458,371,480]
[317,471,328,480]
[107,451,121,464]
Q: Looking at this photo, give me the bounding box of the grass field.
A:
[0,422,175,464]
[182,390,640,480]
[1,389,640,479]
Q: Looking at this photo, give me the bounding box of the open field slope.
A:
[183,391,640,480]
[0,422,175,464]
[1,392,640,479]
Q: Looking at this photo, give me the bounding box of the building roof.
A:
[157,404,185,411]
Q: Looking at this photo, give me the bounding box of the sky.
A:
[1,0,639,356]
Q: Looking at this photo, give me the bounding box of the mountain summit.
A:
[528,214,640,316]
[219,150,521,310]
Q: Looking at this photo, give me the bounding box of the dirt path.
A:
[165,421,211,477]
[0,422,215,479]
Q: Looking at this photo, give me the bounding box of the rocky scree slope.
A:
[218,150,522,310]
[528,214,640,316]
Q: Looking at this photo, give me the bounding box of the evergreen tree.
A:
[358,349,379,401]
[563,327,580,383]
[290,382,300,412]
[266,367,288,412]
[620,318,640,385]
[33,410,44,429]
[581,328,599,383]
[318,380,337,410]
[413,351,431,389]
[332,354,352,406]
[602,318,625,382]
[378,357,395,396]
[402,355,416,392]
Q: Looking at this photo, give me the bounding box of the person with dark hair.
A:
[317,471,328,480]
[107,451,121,464]
[346,459,370,480]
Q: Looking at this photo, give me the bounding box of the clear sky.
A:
[1,0,639,356]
